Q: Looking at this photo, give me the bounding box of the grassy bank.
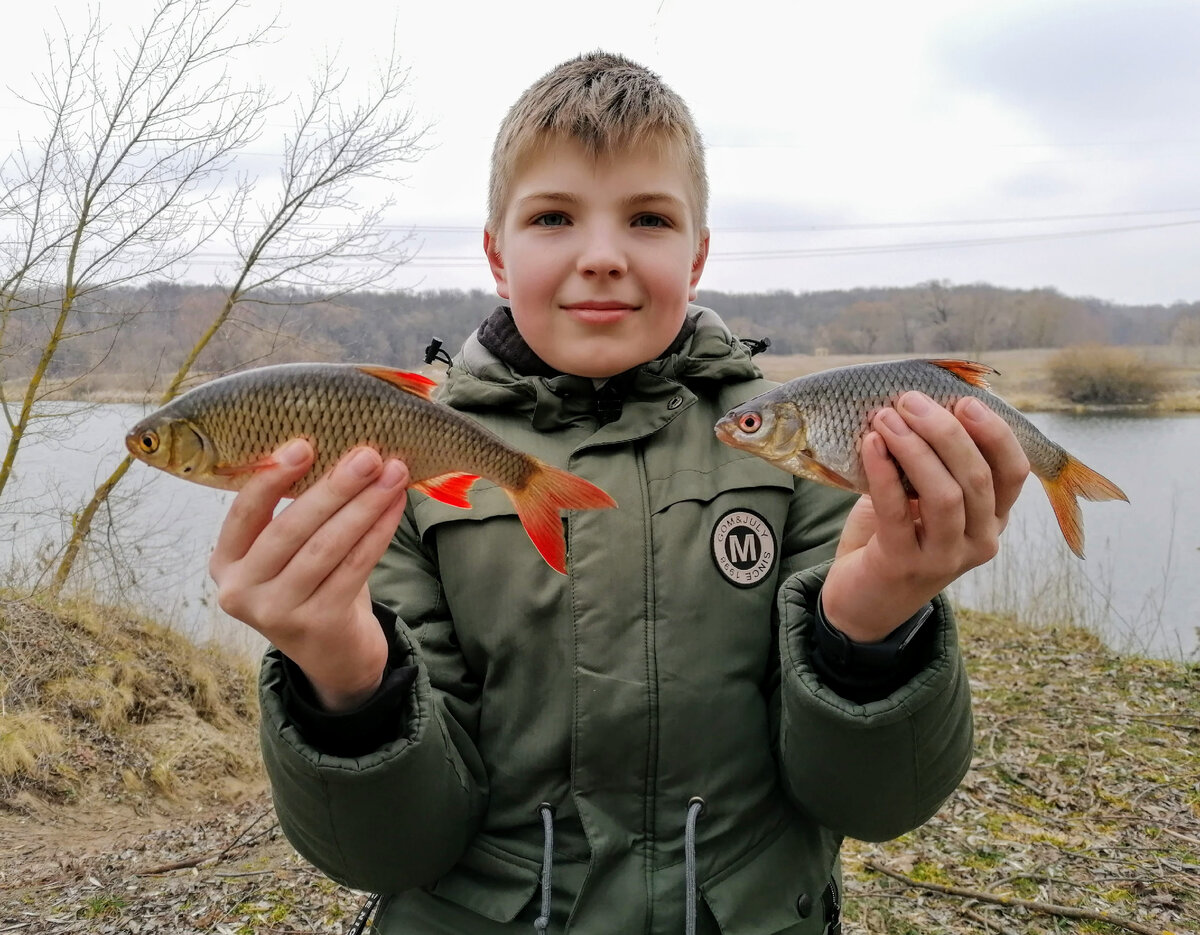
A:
[8,345,1200,413]
[0,598,1196,933]
[756,346,1200,413]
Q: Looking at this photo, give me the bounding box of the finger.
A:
[210,438,314,578]
[896,391,997,542]
[859,426,918,555]
[954,397,1031,519]
[299,461,411,616]
[277,458,410,607]
[874,398,967,549]
[242,446,387,586]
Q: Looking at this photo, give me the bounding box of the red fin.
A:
[413,472,479,509]
[1037,455,1128,559]
[212,455,279,476]
[927,359,998,389]
[804,456,859,493]
[504,461,616,574]
[358,365,438,400]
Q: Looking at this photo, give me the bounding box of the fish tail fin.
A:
[1038,455,1128,559]
[505,462,617,574]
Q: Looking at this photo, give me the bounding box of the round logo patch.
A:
[711,509,777,587]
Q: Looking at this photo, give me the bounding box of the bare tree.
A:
[51,47,425,591]
[0,0,273,509]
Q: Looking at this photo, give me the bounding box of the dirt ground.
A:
[1,609,1196,935]
[0,785,368,934]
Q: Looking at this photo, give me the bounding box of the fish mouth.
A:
[713,419,739,446]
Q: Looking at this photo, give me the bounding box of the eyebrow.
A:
[623,192,688,211]
[516,191,581,207]
[516,191,688,212]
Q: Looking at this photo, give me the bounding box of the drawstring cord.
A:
[346,893,380,935]
[684,796,705,935]
[533,802,556,933]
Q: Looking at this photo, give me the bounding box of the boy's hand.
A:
[208,439,410,712]
[821,392,1030,644]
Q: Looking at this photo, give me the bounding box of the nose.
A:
[576,223,627,279]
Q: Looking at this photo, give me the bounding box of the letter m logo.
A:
[727,533,758,565]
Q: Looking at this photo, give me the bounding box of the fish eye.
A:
[139,431,160,454]
[737,412,763,433]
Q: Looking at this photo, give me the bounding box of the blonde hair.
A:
[486,51,708,235]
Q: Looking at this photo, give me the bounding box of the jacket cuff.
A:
[809,592,937,704]
[278,602,417,757]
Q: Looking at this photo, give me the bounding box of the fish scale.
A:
[715,358,1125,558]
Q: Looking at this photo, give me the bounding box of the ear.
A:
[484,230,510,300]
[688,229,711,301]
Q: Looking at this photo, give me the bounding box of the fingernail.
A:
[900,391,932,415]
[879,409,911,435]
[962,398,987,421]
[376,460,406,490]
[349,449,378,477]
[278,439,310,466]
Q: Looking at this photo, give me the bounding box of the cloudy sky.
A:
[5,0,1200,305]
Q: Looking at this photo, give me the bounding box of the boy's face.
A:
[485,136,709,378]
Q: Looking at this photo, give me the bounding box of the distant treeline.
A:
[5,280,1200,394]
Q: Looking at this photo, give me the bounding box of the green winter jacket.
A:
[258,306,974,934]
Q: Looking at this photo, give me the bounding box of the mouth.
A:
[561,301,639,324]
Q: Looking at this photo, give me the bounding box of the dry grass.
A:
[844,609,1200,935]
[0,592,260,809]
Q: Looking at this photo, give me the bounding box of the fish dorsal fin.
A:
[927,359,998,389]
[358,365,438,400]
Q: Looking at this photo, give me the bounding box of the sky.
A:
[4,0,1200,306]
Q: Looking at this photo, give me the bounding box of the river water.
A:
[2,403,1197,659]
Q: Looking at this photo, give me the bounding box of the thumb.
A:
[836,494,878,558]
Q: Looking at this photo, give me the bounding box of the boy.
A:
[209,52,1029,934]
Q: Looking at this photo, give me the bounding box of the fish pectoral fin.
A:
[211,455,280,476]
[805,460,859,492]
[413,472,480,509]
[779,452,859,492]
[927,359,998,389]
[358,365,439,400]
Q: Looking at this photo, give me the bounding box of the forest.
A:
[5,280,1200,395]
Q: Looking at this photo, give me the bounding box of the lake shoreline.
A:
[12,343,1200,414]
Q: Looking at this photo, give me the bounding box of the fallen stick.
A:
[960,905,1022,935]
[863,859,1180,935]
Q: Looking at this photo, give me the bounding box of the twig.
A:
[1160,827,1200,850]
[214,807,275,862]
[0,923,34,933]
[213,870,274,878]
[136,808,277,876]
[961,905,1023,935]
[864,859,1177,935]
[135,853,218,875]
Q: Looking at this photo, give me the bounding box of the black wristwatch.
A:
[815,592,936,671]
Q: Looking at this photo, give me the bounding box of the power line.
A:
[178,206,1200,236]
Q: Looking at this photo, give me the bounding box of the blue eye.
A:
[634,214,668,228]
[534,212,569,227]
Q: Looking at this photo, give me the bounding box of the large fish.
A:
[126,363,616,573]
[715,358,1127,558]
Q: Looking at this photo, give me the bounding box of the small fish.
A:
[126,363,616,573]
[715,358,1127,558]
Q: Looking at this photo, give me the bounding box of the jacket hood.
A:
[435,305,763,417]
